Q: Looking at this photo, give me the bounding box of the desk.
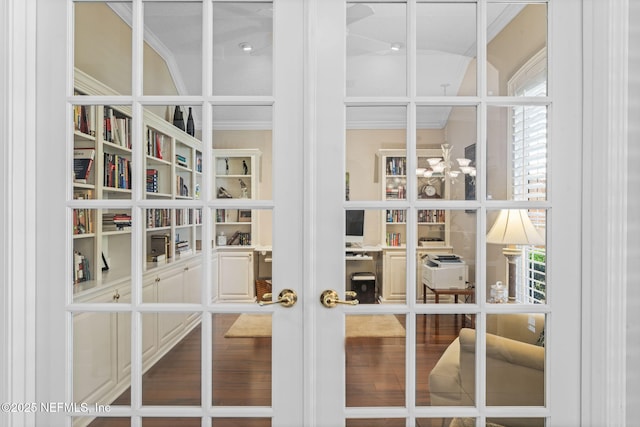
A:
[424,284,474,329]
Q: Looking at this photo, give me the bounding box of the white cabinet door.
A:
[117,282,158,380]
[382,250,407,302]
[157,268,186,348]
[73,310,117,404]
[217,250,254,301]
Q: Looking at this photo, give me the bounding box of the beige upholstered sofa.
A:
[429,313,545,427]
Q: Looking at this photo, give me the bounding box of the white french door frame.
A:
[0,0,633,426]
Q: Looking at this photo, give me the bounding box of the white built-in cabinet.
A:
[377,149,454,303]
[213,149,261,301]
[217,249,255,302]
[73,259,201,427]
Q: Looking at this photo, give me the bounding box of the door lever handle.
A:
[259,288,298,308]
[320,289,359,308]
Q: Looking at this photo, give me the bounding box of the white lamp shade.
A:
[486,209,545,245]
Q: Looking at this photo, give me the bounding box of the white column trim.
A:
[582,0,628,426]
[1,0,38,426]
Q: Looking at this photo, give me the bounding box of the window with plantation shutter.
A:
[509,49,547,304]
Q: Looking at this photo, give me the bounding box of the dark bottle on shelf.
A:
[173,106,185,131]
[186,107,195,136]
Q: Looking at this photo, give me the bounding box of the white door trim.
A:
[1,0,38,426]
[582,1,628,426]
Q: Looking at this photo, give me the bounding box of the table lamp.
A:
[486,209,545,301]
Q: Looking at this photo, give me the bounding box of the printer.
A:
[422,254,469,289]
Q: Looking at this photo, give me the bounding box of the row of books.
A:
[74,105,95,136]
[102,213,132,231]
[386,232,403,247]
[386,157,406,176]
[418,209,446,223]
[386,209,406,224]
[73,251,91,284]
[104,106,132,149]
[73,209,94,235]
[386,185,406,199]
[146,169,159,193]
[104,153,131,189]
[147,208,171,228]
[176,208,202,226]
[147,128,166,160]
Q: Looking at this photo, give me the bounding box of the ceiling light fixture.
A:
[390,42,403,51]
[239,42,253,52]
[416,143,476,184]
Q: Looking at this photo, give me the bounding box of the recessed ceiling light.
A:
[390,42,403,52]
[239,42,253,52]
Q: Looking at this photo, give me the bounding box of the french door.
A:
[35,0,582,426]
[313,0,582,425]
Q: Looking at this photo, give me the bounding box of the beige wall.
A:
[74,2,177,117]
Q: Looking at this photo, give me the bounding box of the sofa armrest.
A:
[459,328,545,410]
[459,329,544,371]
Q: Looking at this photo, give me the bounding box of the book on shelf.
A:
[104,153,131,189]
[102,213,132,231]
[146,169,159,193]
[175,154,188,168]
[74,104,94,136]
[147,208,171,228]
[103,106,113,143]
[73,251,91,284]
[73,148,95,183]
[147,128,165,159]
[226,231,251,246]
[73,208,94,234]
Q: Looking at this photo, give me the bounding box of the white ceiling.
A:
[109,2,523,130]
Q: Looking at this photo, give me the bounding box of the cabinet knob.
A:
[113,290,120,302]
[155,277,160,282]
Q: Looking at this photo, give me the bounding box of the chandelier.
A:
[416,143,476,183]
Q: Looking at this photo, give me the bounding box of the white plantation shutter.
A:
[510,50,547,304]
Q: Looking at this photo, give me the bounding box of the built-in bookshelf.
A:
[378,149,451,249]
[213,149,261,247]
[72,70,203,295]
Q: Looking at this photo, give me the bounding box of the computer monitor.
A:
[345,210,365,247]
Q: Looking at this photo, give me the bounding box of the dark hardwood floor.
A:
[87,314,469,427]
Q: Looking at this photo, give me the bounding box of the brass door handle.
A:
[320,290,359,308]
[259,288,298,308]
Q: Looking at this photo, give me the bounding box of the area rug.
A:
[224,314,405,338]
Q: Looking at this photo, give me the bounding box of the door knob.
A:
[320,290,359,308]
[259,288,298,308]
